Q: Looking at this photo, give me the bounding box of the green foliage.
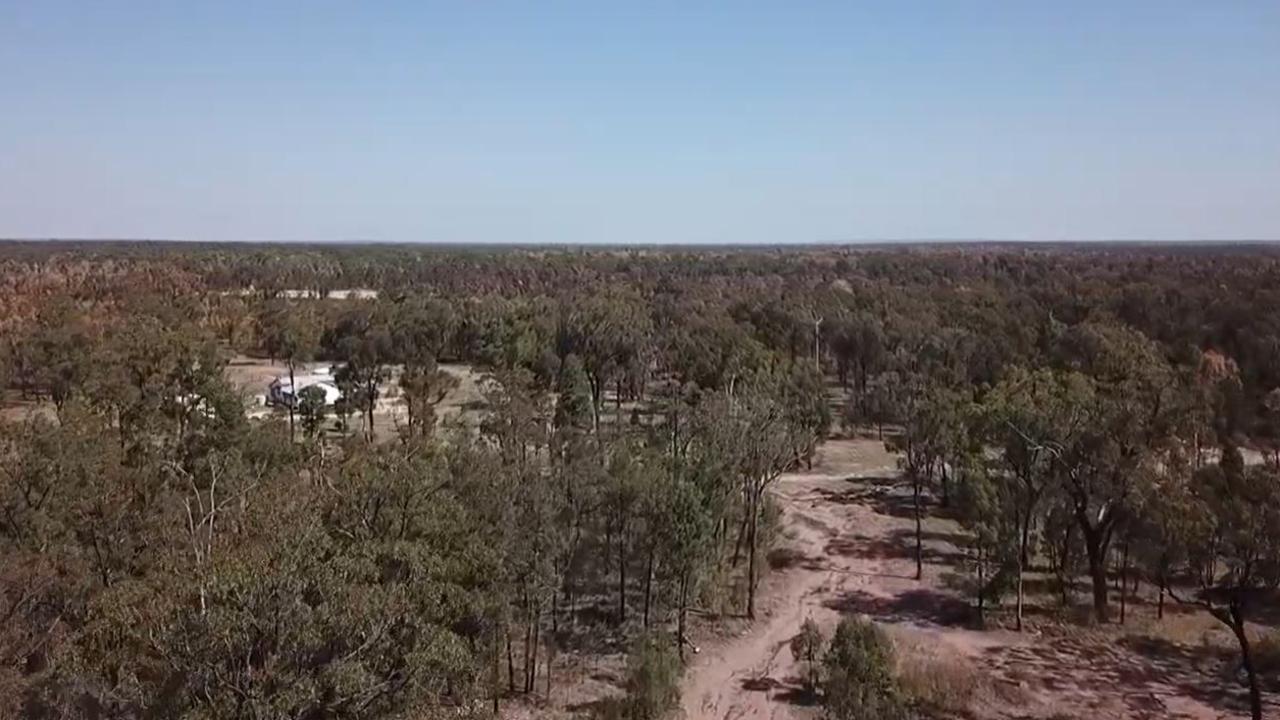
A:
[11,244,1280,720]
[791,618,825,691]
[951,461,1019,616]
[297,383,329,437]
[398,355,459,435]
[821,617,906,720]
[847,370,901,436]
[553,353,593,432]
[622,633,682,720]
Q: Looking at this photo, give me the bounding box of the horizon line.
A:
[3,237,1280,248]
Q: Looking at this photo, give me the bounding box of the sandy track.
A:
[678,437,1272,720]
[680,437,905,720]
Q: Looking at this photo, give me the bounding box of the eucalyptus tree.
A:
[658,464,715,658]
[1047,322,1179,622]
[1156,450,1280,720]
[981,367,1078,630]
[297,384,329,439]
[327,303,395,442]
[398,356,459,437]
[555,291,653,436]
[28,299,96,414]
[720,369,820,618]
[852,371,902,440]
[952,457,1018,624]
[886,375,960,580]
[661,313,768,394]
[259,299,321,441]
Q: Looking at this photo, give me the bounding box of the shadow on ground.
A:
[978,630,1274,720]
[823,587,976,628]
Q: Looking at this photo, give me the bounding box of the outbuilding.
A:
[267,367,342,407]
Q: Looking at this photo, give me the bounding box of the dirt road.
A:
[679,437,1272,720]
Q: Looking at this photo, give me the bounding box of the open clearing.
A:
[677,435,1279,720]
[224,355,486,432]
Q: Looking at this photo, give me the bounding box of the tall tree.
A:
[1159,449,1280,720]
[887,377,959,581]
[1048,323,1176,622]
[982,367,1073,631]
[398,355,459,437]
[328,304,394,442]
[260,300,321,442]
[721,370,817,618]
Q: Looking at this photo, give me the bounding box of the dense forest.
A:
[1,242,1278,720]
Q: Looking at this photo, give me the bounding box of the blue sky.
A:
[1,2,1277,243]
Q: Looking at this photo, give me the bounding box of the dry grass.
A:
[1256,632,1280,689]
[1121,607,1237,660]
[892,633,995,716]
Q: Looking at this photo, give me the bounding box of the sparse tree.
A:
[791,618,825,692]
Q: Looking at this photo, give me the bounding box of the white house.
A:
[267,367,342,408]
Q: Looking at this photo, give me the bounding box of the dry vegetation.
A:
[1,242,1279,720]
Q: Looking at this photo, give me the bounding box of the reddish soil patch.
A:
[677,436,1277,720]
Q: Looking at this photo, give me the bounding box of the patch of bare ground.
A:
[674,435,1278,720]
[225,355,486,436]
[0,391,55,423]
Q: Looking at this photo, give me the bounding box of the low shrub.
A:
[822,617,907,720]
[623,633,682,720]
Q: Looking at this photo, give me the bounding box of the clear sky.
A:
[1,2,1277,244]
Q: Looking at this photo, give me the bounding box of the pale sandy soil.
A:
[678,436,1277,720]
[218,288,379,299]
[225,355,486,432]
[0,392,56,424]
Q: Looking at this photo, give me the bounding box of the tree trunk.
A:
[546,645,553,698]
[643,546,655,629]
[365,379,377,442]
[287,361,298,442]
[1016,507,1032,632]
[1058,521,1076,607]
[977,543,986,624]
[1157,576,1166,620]
[1020,506,1033,569]
[913,481,923,581]
[1083,529,1110,622]
[506,629,515,693]
[589,382,600,437]
[527,605,540,694]
[678,574,689,662]
[552,583,559,635]
[492,622,502,714]
[1224,603,1263,720]
[1015,558,1025,631]
[1119,540,1130,625]
[747,488,759,619]
[617,529,627,625]
[670,403,680,456]
[731,507,750,568]
[940,463,950,509]
[521,610,531,694]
